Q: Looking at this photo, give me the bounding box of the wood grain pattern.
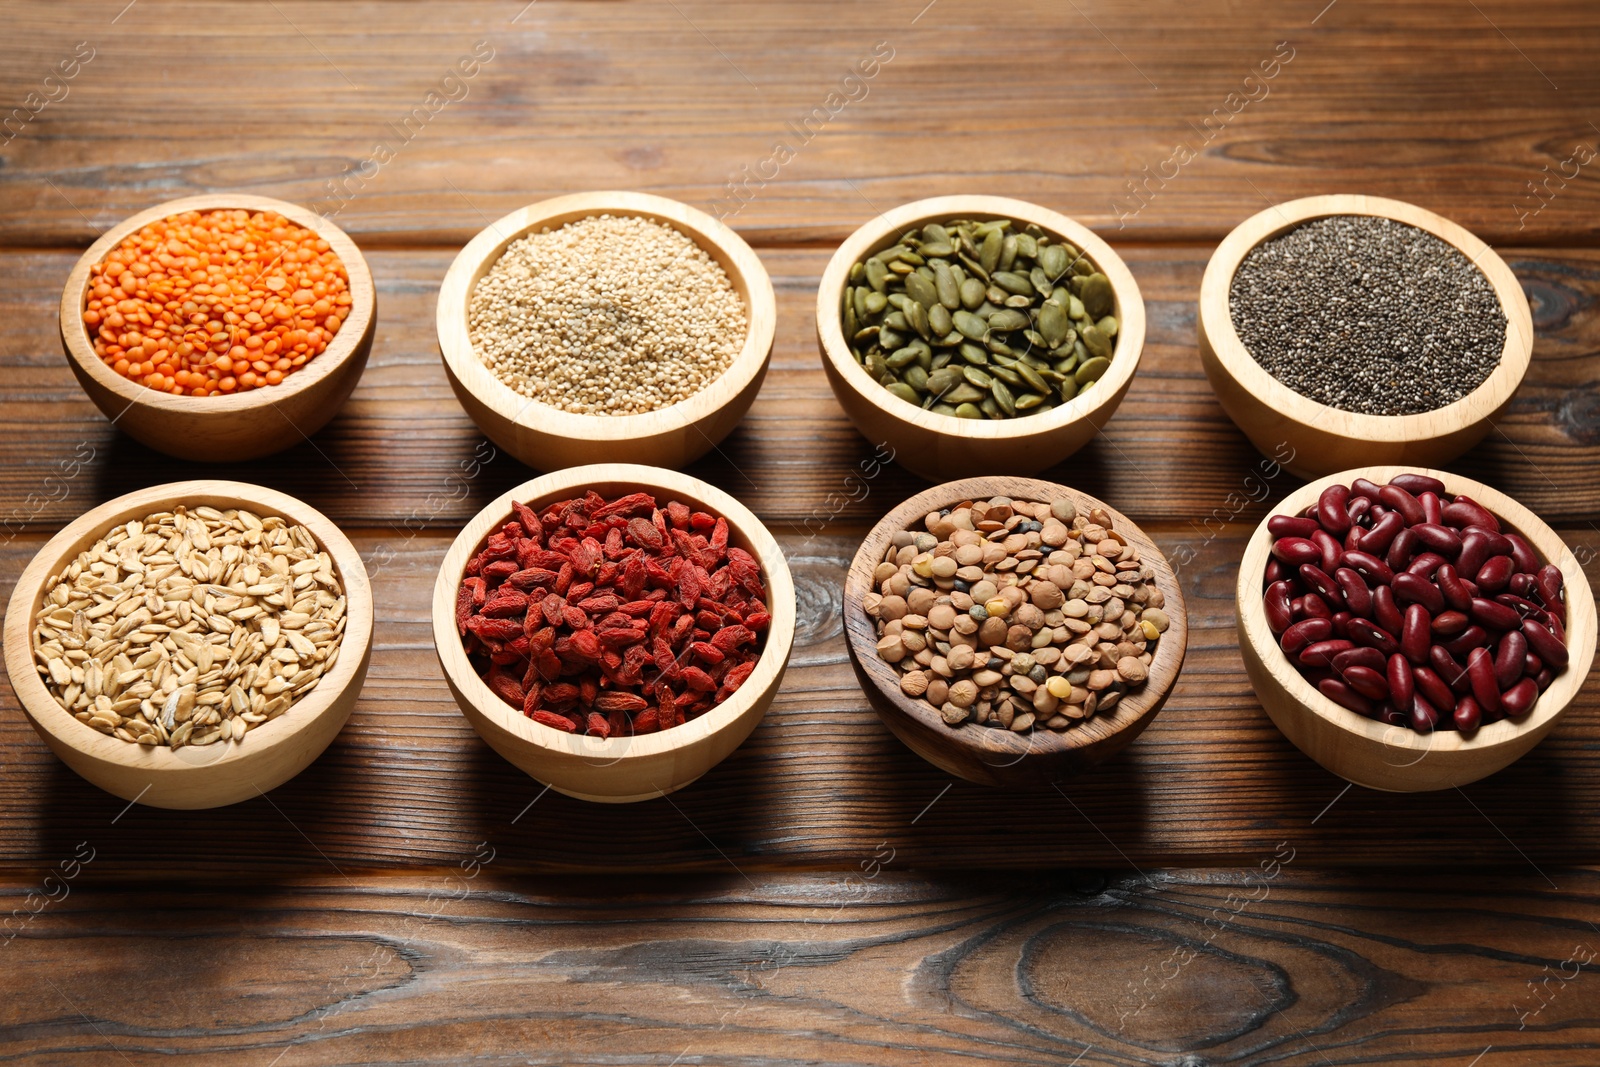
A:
[1,869,1597,1065]
[3,245,1599,534]
[1,524,1596,874]
[3,2,1600,249]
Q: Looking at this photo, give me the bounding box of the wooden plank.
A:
[4,246,1600,535]
[2,2,1600,248]
[1,869,1596,1064]
[1,526,1597,874]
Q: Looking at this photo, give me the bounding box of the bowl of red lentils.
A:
[435,191,777,473]
[58,194,376,462]
[431,462,795,803]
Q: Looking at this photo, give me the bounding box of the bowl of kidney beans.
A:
[1237,467,1595,792]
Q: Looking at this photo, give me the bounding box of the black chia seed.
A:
[1228,214,1507,416]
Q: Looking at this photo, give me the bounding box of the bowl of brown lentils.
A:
[437,190,777,472]
[843,476,1186,787]
[2,480,373,809]
[817,195,1146,481]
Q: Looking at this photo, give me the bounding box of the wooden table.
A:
[3,2,1598,1062]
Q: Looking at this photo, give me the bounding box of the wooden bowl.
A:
[436,191,777,472]
[1237,466,1596,792]
[816,195,1147,482]
[1199,195,1533,479]
[58,194,376,462]
[2,481,374,809]
[431,463,795,803]
[842,476,1186,787]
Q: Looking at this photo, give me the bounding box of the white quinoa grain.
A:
[468,214,748,415]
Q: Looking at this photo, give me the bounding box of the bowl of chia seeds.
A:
[817,195,1147,481]
[1198,195,1533,479]
[436,191,777,472]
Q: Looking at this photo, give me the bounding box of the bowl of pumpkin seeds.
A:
[817,196,1146,481]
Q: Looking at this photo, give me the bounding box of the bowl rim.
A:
[431,462,795,762]
[842,475,1186,760]
[816,194,1147,441]
[1237,465,1597,754]
[2,479,374,774]
[435,190,778,444]
[57,193,376,415]
[1199,194,1534,443]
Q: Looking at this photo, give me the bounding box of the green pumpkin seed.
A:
[852,286,871,323]
[953,309,989,340]
[879,325,906,350]
[886,293,910,312]
[865,291,888,316]
[954,402,984,419]
[906,301,931,341]
[928,304,953,337]
[905,272,939,309]
[962,366,994,389]
[903,364,930,392]
[922,222,950,245]
[849,261,864,284]
[979,229,1003,274]
[844,300,858,339]
[945,383,985,405]
[886,382,920,405]
[1014,361,1049,393]
[919,241,954,258]
[958,342,989,366]
[854,326,881,346]
[1014,391,1046,411]
[986,309,1030,332]
[1038,301,1068,348]
[999,234,1019,272]
[1015,233,1038,260]
[865,352,890,379]
[980,396,1002,419]
[991,378,1017,416]
[865,258,890,292]
[886,345,921,370]
[926,367,964,394]
[1081,273,1114,319]
[888,260,914,276]
[1068,295,1086,320]
[1072,255,1094,277]
[959,277,987,310]
[932,260,960,309]
[1081,325,1112,359]
[986,338,1014,357]
[1097,314,1118,338]
[930,402,958,416]
[1075,356,1110,385]
[930,350,953,370]
[1058,376,1079,401]
[1039,243,1068,280]
[1030,267,1053,298]
[935,331,963,347]
[988,363,1023,387]
[884,310,909,331]
[992,271,1035,297]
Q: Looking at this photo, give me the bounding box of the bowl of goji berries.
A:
[59,194,376,462]
[432,463,795,803]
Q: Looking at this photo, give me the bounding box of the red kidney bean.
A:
[1334,567,1373,617]
[1264,558,1286,586]
[1346,496,1372,525]
[1281,617,1332,654]
[1442,625,1489,656]
[1522,619,1568,670]
[1401,603,1432,664]
[1300,639,1355,669]
[1501,677,1539,718]
[1268,515,1320,539]
[1453,695,1482,733]
[1333,647,1386,673]
[1541,608,1566,645]
[1350,477,1384,502]
[1390,571,1444,614]
[1264,580,1295,634]
[1273,537,1321,566]
[1373,585,1403,638]
[1431,609,1470,636]
[1343,550,1394,585]
[1299,564,1345,610]
[1347,617,1399,656]
[1405,551,1446,579]
[1312,529,1344,574]
[1319,677,1374,716]
[1475,554,1514,593]
[1493,593,1540,621]
[1413,665,1455,712]
[1430,645,1470,692]
[1385,527,1419,571]
[1390,473,1446,497]
[1536,668,1553,692]
[1535,564,1564,608]
[1379,484,1425,526]
[1344,526,1366,553]
[1410,522,1462,556]
[1359,512,1405,555]
[1508,572,1536,598]
[1456,530,1493,578]
[1344,665,1390,701]
[1317,484,1352,536]
[1436,564,1471,612]
[1467,647,1503,714]
[1444,495,1499,532]
[1469,597,1522,633]
[1410,694,1440,733]
[1418,491,1444,526]
[1506,533,1540,575]
[1330,610,1353,639]
[1379,703,1406,727]
[1387,653,1414,709]
[1300,594,1333,620]
[1494,631,1527,690]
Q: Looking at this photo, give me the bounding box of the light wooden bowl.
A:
[842,476,1186,787]
[2,481,373,809]
[1238,466,1596,792]
[816,195,1146,482]
[58,194,376,462]
[431,463,795,803]
[1199,195,1533,479]
[436,191,777,472]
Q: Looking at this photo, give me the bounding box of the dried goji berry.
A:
[681,665,716,692]
[512,500,543,541]
[666,501,691,529]
[530,709,577,732]
[482,559,518,581]
[485,668,524,708]
[480,591,529,618]
[629,516,664,550]
[590,491,654,519]
[455,582,474,637]
[719,661,756,700]
[594,692,649,713]
[586,712,611,738]
[543,682,580,705]
[632,709,660,733]
[690,641,725,665]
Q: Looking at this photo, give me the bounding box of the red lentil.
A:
[456,490,770,736]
